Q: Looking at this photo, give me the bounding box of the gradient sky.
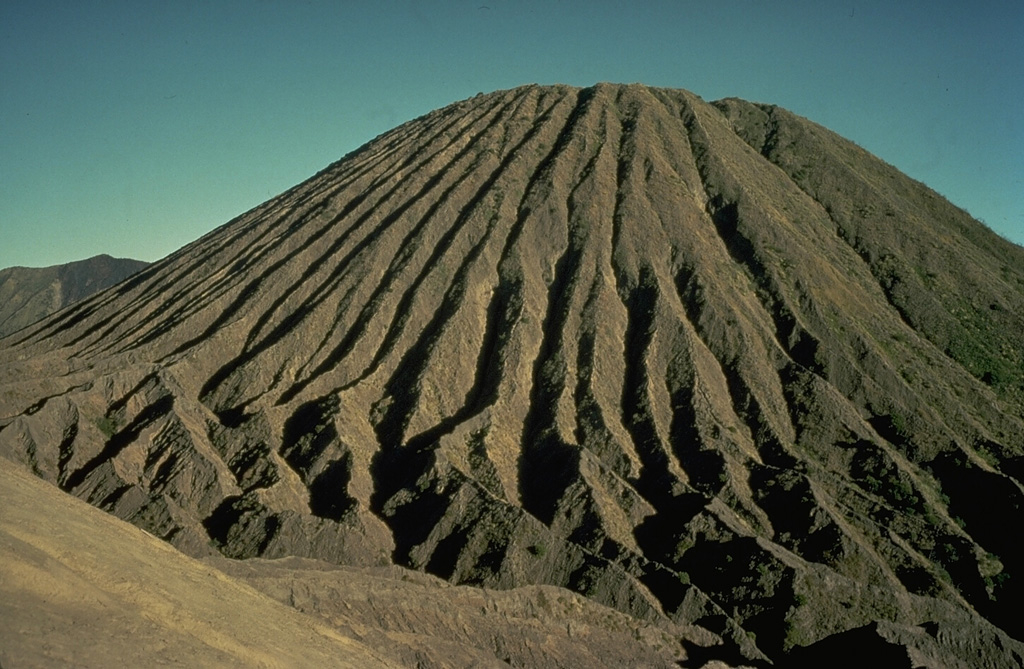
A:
[2,1,1021,269]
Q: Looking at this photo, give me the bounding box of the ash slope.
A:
[2,83,1023,666]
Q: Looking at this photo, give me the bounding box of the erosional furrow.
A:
[65,181,345,355]
[369,87,604,518]
[680,105,802,465]
[483,88,621,524]
[373,193,508,452]
[66,185,358,358]
[276,91,542,403]
[619,267,673,502]
[196,95,542,412]
[238,89,529,352]
[335,88,575,395]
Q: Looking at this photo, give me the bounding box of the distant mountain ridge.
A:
[2,84,1023,667]
[0,254,149,337]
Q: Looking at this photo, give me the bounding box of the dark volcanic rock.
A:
[2,83,1023,666]
[0,254,149,337]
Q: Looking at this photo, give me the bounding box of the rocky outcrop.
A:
[2,84,1023,665]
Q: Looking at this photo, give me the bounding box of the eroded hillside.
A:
[2,83,1023,666]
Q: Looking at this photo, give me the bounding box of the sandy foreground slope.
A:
[0,457,399,668]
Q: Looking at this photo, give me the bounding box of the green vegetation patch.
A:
[93,416,117,439]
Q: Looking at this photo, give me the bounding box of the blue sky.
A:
[2,1,1021,269]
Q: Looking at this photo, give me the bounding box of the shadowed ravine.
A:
[3,83,1024,666]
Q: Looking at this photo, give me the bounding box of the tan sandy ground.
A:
[0,457,400,668]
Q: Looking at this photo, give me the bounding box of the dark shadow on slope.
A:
[369,449,453,565]
[619,267,670,500]
[678,638,771,669]
[783,623,916,668]
[930,450,1024,641]
[308,456,356,521]
[280,396,341,474]
[280,396,357,521]
[668,382,728,498]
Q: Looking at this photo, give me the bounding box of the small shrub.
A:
[988,572,1011,590]
[783,620,800,651]
[975,444,999,467]
[94,416,117,439]
[890,412,909,438]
